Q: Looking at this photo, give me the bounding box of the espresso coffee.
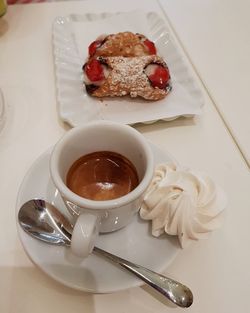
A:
[66,151,139,201]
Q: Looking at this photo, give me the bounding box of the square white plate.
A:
[53,11,204,126]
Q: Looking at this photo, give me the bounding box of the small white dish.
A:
[52,11,204,127]
[16,144,180,293]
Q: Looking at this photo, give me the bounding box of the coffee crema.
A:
[66,151,139,201]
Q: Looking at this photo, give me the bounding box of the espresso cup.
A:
[50,121,154,258]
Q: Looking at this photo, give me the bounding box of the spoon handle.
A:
[93,247,193,308]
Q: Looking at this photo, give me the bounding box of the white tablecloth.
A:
[0,1,250,312]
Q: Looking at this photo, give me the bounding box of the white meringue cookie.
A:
[140,163,227,248]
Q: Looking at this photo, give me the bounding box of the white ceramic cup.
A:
[50,121,154,258]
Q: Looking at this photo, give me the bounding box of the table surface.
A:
[159,0,250,167]
[0,0,250,312]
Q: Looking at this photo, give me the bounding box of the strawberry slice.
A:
[143,39,157,55]
[85,59,104,82]
[148,65,170,89]
[88,40,103,56]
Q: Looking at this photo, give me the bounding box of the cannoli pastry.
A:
[88,32,157,57]
[83,55,171,101]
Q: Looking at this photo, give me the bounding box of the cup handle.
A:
[70,213,99,258]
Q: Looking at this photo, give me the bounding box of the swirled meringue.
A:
[140,163,226,248]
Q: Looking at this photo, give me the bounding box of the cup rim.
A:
[50,121,154,210]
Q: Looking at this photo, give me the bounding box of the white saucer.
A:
[16,144,180,293]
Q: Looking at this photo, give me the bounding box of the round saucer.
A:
[16,144,180,293]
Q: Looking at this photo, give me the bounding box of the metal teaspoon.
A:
[18,199,193,308]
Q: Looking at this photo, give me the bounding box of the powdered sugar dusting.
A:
[110,57,148,94]
[89,55,170,100]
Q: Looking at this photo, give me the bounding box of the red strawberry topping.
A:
[143,39,157,55]
[88,40,103,56]
[85,59,104,82]
[148,66,170,89]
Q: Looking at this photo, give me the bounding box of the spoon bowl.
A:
[18,199,193,308]
[18,199,72,246]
